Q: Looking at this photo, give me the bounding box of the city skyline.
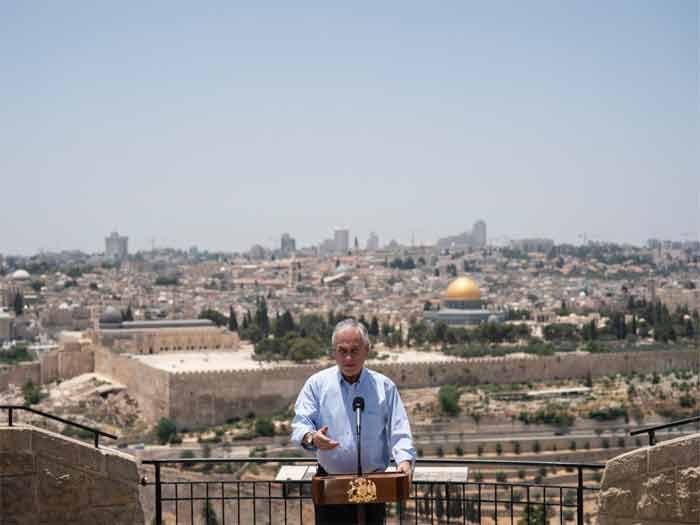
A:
[1,1,698,255]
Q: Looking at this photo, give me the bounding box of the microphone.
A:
[352,397,365,410]
[352,397,365,476]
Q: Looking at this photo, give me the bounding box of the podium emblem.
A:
[347,477,378,503]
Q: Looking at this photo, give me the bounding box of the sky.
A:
[1,1,698,254]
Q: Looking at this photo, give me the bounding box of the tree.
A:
[255,297,270,335]
[22,380,45,406]
[279,310,295,335]
[202,501,219,525]
[13,292,24,316]
[583,320,597,341]
[122,305,134,322]
[438,385,460,416]
[273,311,283,338]
[199,308,227,327]
[518,504,552,525]
[228,306,238,332]
[685,319,695,338]
[288,337,323,362]
[369,317,380,337]
[255,418,275,437]
[358,315,369,330]
[156,418,177,444]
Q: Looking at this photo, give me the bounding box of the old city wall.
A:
[0,362,41,391]
[94,347,170,425]
[39,348,94,384]
[372,349,699,388]
[168,364,326,428]
[0,346,95,392]
[165,349,698,428]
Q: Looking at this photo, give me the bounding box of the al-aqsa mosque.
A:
[423,276,505,326]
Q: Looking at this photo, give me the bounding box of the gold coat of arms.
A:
[347,477,378,503]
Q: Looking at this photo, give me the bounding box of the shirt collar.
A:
[336,366,367,387]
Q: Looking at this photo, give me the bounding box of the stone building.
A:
[104,231,129,261]
[91,306,239,354]
[0,310,13,342]
[423,276,506,325]
[656,286,700,313]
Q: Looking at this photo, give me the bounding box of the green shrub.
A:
[156,418,177,444]
[679,395,696,408]
[254,418,275,437]
[22,380,46,406]
[438,385,460,416]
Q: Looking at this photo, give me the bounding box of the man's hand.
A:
[313,426,339,450]
[398,460,412,482]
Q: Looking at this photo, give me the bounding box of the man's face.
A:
[334,327,369,378]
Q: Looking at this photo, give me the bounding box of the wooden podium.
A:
[312,471,410,505]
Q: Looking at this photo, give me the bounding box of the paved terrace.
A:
[131,345,462,373]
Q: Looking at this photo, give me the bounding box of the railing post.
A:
[577,467,584,525]
[94,432,99,448]
[155,463,162,525]
[648,430,655,446]
[8,407,12,426]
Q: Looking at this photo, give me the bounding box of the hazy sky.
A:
[1,1,698,254]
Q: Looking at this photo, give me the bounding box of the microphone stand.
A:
[353,397,366,525]
[356,406,362,477]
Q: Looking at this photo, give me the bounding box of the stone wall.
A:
[166,349,699,428]
[168,363,325,427]
[0,425,144,524]
[0,361,40,391]
[0,346,94,391]
[40,347,94,384]
[94,347,170,424]
[597,433,700,524]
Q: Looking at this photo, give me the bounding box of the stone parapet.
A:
[0,425,144,524]
[597,433,700,525]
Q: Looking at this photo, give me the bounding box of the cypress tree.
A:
[255,297,270,335]
[369,316,380,337]
[228,306,238,332]
[13,292,24,316]
[281,310,295,334]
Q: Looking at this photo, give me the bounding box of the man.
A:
[291,319,416,525]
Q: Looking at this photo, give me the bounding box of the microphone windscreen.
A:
[352,396,365,411]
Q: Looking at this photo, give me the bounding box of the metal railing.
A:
[630,415,700,446]
[142,457,604,525]
[0,405,118,448]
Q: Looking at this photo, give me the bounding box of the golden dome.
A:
[446,276,481,300]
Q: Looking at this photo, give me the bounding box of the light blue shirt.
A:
[291,365,416,475]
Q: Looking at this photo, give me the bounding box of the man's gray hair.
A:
[331,318,370,349]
